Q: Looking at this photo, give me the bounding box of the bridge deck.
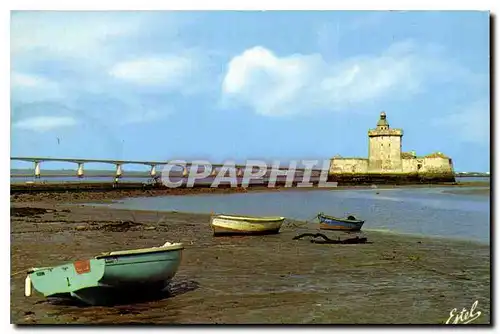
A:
[11,157,325,172]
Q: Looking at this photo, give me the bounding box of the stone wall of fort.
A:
[420,156,454,174]
[330,154,454,175]
[401,157,420,173]
[400,153,454,174]
[328,158,369,174]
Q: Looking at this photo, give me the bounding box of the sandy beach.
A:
[10,188,491,325]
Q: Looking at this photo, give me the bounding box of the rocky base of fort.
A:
[328,173,456,185]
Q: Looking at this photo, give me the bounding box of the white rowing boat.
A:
[210,214,285,236]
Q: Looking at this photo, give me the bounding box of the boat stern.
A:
[26,259,106,298]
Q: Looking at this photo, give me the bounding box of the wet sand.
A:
[441,188,490,196]
[11,197,490,324]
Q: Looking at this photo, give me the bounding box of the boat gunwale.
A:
[95,244,184,259]
[213,214,285,222]
[27,266,55,274]
[318,213,365,224]
[27,245,184,273]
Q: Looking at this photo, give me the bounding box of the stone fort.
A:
[329,112,455,182]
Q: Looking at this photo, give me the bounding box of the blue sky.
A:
[10,11,490,171]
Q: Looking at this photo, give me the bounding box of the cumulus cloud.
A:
[13,116,77,132]
[221,41,456,116]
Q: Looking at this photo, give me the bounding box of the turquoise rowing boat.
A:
[24,241,184,306]
[317,212,365,231]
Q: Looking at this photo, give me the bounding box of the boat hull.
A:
[318,214,364,231]
[69,282,170,306]
[27,244,183,306]
[210,215,284,236]
[98,249,182,287]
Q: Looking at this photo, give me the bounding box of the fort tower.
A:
[329,111,454,182]
[368,112,403,172]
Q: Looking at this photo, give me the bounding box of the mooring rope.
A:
[292,233,368,244]
[283,214,319,229]
[11,269,28,277]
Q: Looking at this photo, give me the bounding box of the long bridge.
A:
[10,156,327,179]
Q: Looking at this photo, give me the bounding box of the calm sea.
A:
[99,185,490,244]
[11,173,490,244]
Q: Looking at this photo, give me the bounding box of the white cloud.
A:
[222,47,321,116]
[10,12,207,128]
[14,116,77,132]
[11,11,143,61]
[11,72,62,102]
[432,100,490,145]
[221,42,446,116]
[109,56,196,87]
[11,72,47,87]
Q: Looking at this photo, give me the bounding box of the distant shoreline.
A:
[11,180,490,204]
[10,168,491,178]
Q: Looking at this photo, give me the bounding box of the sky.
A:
[10,10,490,172]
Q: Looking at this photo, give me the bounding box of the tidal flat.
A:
[441,188,490,196]
[11,198,490,324]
